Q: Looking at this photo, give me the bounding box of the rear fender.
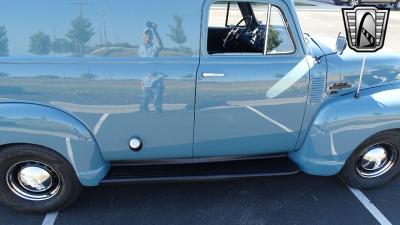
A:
[0,102,109,186]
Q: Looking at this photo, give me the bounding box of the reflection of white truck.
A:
[334,0,400,8]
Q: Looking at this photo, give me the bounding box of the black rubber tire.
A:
[0,145,82,213]
[339,130,400,189]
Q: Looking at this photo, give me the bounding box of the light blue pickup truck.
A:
[0,0,399,213]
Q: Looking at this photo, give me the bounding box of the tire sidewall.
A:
[0,145,81,213]
[340,131,400,189]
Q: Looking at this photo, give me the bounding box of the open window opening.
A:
[207,1,295,56]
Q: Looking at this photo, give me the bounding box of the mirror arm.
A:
[315,52,337,64]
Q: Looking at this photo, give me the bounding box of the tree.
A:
[0,26,9,56]
[66,16,95,56]
[51,38,74,54]
[167,15,187,46]
[267,26,283,52]
[29,31,51,55]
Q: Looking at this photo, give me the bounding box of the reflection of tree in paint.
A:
[51,38,74,54]
[66,16,95,56]
[167,15,193,56]
[0,72,9,77]
[0,26,9,56]
[167,15,186,46]
[29,31,51,55]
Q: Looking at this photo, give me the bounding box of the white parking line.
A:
[245,106,293,132]
[94,113,110,135]
[347,186,392,225]
[42,212,59,225]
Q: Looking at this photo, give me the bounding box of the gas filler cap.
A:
[129,137,143,152]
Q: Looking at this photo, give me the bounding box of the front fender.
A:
[0,102,109,186]
[290,84,400,176]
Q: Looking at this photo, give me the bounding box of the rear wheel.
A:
[0,145,82,213]
[339,131,400,189]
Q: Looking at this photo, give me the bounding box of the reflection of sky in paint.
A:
[0,0,200,55]
[266,55,313,98]
[371,89,400,108]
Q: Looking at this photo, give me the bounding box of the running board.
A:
[101,156,300,184]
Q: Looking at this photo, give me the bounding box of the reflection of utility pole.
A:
[53,24,56,56]
[114,33,120,44]
[100,5,108,46]
[69,0,91,17]
[99,25,104,45]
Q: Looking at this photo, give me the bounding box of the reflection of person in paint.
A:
[138,22,163,58]
[140,72,168,113]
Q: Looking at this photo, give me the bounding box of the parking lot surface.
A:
[3,174,400,225]
[2,1,400,225]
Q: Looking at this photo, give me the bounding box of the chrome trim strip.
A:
[201,72,227,78]
[263,4,272,55]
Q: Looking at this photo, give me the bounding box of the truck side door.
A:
[194,1,310,157]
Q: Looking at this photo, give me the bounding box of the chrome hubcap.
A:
[351,0,358,6]
[6,161,61,201]
[356,143,398,178]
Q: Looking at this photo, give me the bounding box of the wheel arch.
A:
[290,85,400,176]
[0,102,109,186]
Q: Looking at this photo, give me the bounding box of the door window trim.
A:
[265,5,296,55]
[203,0,303,58]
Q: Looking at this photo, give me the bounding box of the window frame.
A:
[205,0,298,57]
[264,5,296,55]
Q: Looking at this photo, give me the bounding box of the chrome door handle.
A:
[201,72,227,78]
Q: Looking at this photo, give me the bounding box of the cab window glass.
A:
[208,1,268,55]
[207,2,295,56]
[252,3,268,26]
[226,3,245,27]
[208,3,229,27]
[267,6,295,54]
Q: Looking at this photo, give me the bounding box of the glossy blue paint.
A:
[309,35,400,96]
[194,0,311,157]
[290,84,400,175]
[290,34,400,176]
[0,0,399,186]
[0,103,108,186]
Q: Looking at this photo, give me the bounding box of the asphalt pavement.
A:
[3,173,400,225]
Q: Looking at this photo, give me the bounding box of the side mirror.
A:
[336,33,347,55]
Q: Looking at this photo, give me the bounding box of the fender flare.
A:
[0,102,109,186]
[289,85,400,176]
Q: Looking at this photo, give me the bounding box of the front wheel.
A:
[0,145,82,213]
[339,131,400,189]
